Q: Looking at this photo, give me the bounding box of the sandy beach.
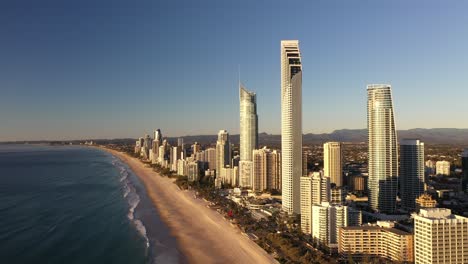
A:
[104,148,277,264]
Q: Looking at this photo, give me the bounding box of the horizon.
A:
[2,127,468,142]
[2,0,468,141]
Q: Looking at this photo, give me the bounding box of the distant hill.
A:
[2,128,467,146]
[169,128,468,146]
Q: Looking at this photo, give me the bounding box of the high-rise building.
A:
[239,84,258,189]
[324,142,343,187]
[400,139,425,211]
[281,40,302,214]
[339,221,414,263]
[462,149,468,192]
[239,161,253,188]
[252,147,281,191]
[239,84,258,161]
[151,139,160,164]
[425,160,436,176]
[312,171,330,205]
[204,148,216,171]
[187,161,200,182]
[300,172,330,235]
[312,202,362,248]
[154,129,162,142]
[367,84,398,213]
[191,142,201,156]
[436,160,451,176]
[414,208,468,264]
[216,130,231,173]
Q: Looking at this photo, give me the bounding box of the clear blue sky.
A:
[1,0,467,141]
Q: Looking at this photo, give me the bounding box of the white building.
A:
[239,83,258,162]
[414,208,468,264]
[216,130,231,174]
[312,202,362,248]
[300,172,331,235]
[281,40,302,214]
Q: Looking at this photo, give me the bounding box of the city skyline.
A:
[2,1,468,141]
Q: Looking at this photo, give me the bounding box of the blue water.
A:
[0,145,183,264]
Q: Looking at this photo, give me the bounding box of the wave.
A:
[112,158,150,251]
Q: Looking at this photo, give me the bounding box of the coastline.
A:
[100,147,277,264]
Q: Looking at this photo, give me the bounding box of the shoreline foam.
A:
[102,148,277,264]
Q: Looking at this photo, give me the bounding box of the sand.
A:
[105,148,277,264]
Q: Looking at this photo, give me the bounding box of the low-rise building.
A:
[339,221,414,263]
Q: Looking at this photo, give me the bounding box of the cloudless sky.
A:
[1,0,467,141]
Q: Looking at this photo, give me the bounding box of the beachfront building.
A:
[367,84,398,213]
[252,147,281,192]
[239,83,258,188]
[216,130,231,174]
[414,208,468,264]
[311,202,362,248]
[436,160,451,176]
[339,221,414,263]
[219,166,239,187]
[324,142,343,187]
[300,172,330,235]
[281,40,302,214]
[187,161,200,182]
[400,139,425,211]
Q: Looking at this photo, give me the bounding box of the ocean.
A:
[0,145,183,264]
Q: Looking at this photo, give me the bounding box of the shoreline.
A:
[101,147,277,264]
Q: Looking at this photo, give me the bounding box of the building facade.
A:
[281,40,302,214]
[436,160,451,176]
[339,222,414,263]
[239,84,258,162]
[367,84,398,213]
[216,130,231,174]
[252,147,281,192]
[400,139,425,211]
[414,208,468,264]
[324,142,343,187]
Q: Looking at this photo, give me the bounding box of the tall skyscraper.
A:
[281,40,302,214]
[400,139,425,211]
[239,84,258,161]
[324,142,343,187]
[239,84,258,189]
[216,130,231,174]
[204,148,217,171]
[367,84,398,213]
[462,149,468,193]
[414,208,468,264]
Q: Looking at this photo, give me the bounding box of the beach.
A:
[104,148,277,264]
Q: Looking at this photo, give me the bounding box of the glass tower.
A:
[367,84,398,213]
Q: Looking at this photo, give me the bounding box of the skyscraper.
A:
[216,130,231,174]
[367,84,398,213]
[239,84,258,189]
[462,149,468,193]
[324,142,343,187]
[400,139,425,211]
[281,40,302,214]
[154,129,162,142]
[239,84,258,161]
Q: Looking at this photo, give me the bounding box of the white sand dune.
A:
[105,148,277,264]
